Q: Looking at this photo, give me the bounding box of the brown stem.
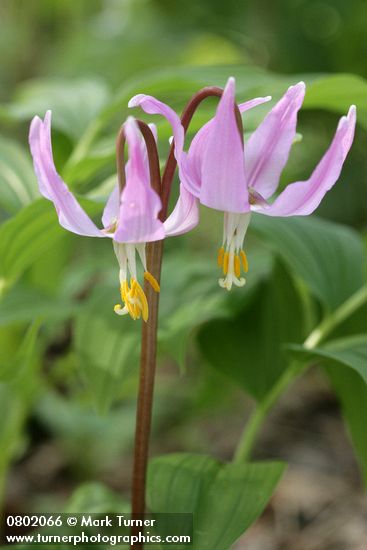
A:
[131,239,163,537]
[128,86,241,549]
[115,121,163,543]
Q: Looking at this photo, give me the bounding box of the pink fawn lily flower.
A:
[129,78,356,290]
[29,112,163,321]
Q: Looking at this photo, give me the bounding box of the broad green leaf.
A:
[198,261,305,400]
[288,335,367,485]
[36,392,137,472]
[3,78,110,141]
[63,136,115,186]
[0,136,38,215]
[289,335,367,384]
[148,453,285,550]
[74,286,140,412]
[0,284,79,326]
[304,74,367,129]
[327,367,367,487]
[0,199,65,287]
[0,198,101,290]
[0,322,41,485]
[252,215,364,312]
[0,320,41,382]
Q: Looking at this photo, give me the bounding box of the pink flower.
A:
[29,112,163,320]
[129,78,356,290]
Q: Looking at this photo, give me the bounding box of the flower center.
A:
[217,212,251,291]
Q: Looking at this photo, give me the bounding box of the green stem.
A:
[303,285,367,349]
[233,284,367,464]
[233,362,302,463]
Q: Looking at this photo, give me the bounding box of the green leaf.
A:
[0,284,79,326]
[198,260,305,400]
[0,322,41,483]
[3,78,110,141]
[0,198,100,291]
[0,200,65,287]
[74,286,140,412]
[36,392,137,472]
[327,367,367,487]
[0,320,41,382]
[304,74,367,129]
[148,453,285,550]
[290,335,367,384]
[252,215,364,312]
[0,135,38,215]
[288,335,367,485]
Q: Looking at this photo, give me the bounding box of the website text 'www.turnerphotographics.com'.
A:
[3,513,193,546]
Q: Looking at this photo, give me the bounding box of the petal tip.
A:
[224,76,236,93]
[128,94,144,108]
[44,110,52,124]
[288,81,306,97]
[348,104,357,119]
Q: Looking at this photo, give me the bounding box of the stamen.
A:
[129,279,141,319]
[240,250,249,273]
[113,242,156,322]
[117,280,137,320]
[234,255,241,278]
[144,271,160,292]
[217,247,225,267]
[223,252,229,275]
[134,281,149,322]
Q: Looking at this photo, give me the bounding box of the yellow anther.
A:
[223,252,229,275]
[144,271,160,292]
[130,279,137,297]
[121,280,130,301]
[240,250,249,273]
[119,280,137,320]
[217,247,225,267]
[115,277,152,322]
[234,255,241,278]
[135,281,149,322]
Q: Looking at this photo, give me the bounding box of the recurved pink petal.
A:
[245,82,306,199]
[164,184,199,236]
[29,111,103,237]
[128,94,184,161]
[200,77,249,213]
[114,117,165,243]
[257,106,356,217]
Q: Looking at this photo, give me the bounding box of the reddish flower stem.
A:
[126,86,243,549]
